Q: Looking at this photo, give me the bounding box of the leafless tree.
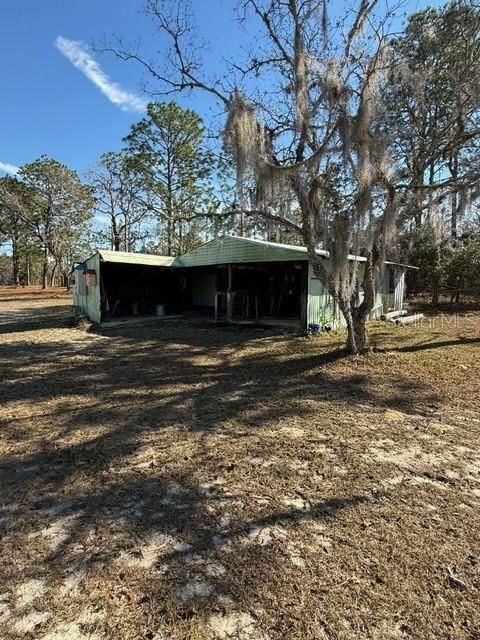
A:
[88,152,151,252]
[0,177,31,286]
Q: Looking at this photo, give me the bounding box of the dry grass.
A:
[0,288,479,639]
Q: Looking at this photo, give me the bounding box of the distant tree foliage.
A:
[0,176,35,286]
[386,4,479,223]
[382,0,480,302]
[88,151,151,252]
[17,157,94,288]
[123,101,219,255]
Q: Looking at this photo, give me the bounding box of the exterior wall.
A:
[371,290,385,319]
[370,267,386,320]
[393,268,406,311]
[72,253,101,323]
[307,262,384,331]
[307,263,339,329]
[378,266,408,314]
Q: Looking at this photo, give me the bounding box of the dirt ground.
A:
[0,286,479,640]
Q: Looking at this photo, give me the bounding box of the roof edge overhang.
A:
[81,249,176,268]
[98,249,175,266]
[220,235,369,263]
[384,260,419,270]
[177,234,368,265]
[76,240,417,271]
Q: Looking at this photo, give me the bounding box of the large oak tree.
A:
[106,0,405,352]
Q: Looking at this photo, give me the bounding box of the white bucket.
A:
[155,304,166,317]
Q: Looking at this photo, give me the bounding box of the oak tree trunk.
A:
[340,304,368,354]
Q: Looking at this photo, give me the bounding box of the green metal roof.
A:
[174,235,367,267]
[174,235,307,267]
[98,249,176,267]
[84,237,409,271]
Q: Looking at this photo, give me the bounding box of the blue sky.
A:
[0,0,246,178]
[0,0,442,179]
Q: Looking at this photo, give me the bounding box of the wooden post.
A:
[227,265,233,322]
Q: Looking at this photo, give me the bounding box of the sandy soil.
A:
[0,287,479,639]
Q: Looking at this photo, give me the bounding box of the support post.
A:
[227,265,233,322]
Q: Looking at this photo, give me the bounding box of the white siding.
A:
[72,253,101,323]
[394,269,406,311]
[307,262,384,330]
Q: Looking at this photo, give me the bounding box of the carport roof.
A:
[175,235,367,267]
[84,238,416,270]
[97,249,176,267]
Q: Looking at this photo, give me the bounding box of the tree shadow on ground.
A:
[394,336,480,353]
[1,446,386,638]
[0,304,71,335]
[0,308,461,638]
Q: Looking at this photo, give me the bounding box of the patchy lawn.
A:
[0,287,479,640]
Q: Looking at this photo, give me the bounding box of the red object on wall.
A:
[85,269,97,286]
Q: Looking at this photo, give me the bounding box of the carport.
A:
[175,236,308,329]
[72,250,177,324]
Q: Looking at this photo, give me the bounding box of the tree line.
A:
[0,102,272,287]
[0,159,93,288]
[1,0,479,351]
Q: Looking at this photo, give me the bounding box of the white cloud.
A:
[55,36,147,113]
[0,162,19,176]
[94,212,109,224]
